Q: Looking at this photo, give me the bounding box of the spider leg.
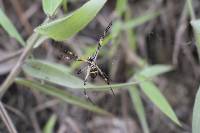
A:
[83,66,95,104]
[93,21,112,61]
[77,65,88,75]
[96,65,115,96]
[63,50,90,63]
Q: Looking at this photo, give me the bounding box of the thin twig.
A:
[0,49,24,63]
[0,33,40,98]
[4,104,27,122]
[29,111,42,133]
[34,99,60,112]
[0,101,17,133]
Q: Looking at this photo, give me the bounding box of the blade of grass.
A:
[137,65,173,78]
[22,59,92,89]
[129,87,150,133]
[15,78,111,116]
[22,59,150,91]
[43,114,57,133]
[123,12,160,30]
[42,0,63,17]
[0,8,25,46]
[35,0,107,40]
[192,85,200,133]
[136,75,181,126]
[0,101,17,133]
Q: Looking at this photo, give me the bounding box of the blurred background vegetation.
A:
[0,0,200,133]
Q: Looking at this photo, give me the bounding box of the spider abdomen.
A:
[90,67,98,79]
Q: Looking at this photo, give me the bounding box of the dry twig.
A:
[0,101,18,133]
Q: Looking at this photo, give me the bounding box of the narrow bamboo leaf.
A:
[43,114,57,133]
[192,86,200,133]
[129,87,150,133]
[123,12,160,30]
[0,8,25,46]
[42,0,63,16]
[22,59,148,91]
[137,65,173,78]
[35,0,107,40]
[136,76,181,126]
[15,78,111,115]
[22,59,88,89]
[191,20,200,56]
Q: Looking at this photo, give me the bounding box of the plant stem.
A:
[0,33,40,98]
[0,101,17,133]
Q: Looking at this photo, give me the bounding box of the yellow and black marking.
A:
[90,66,98,79]
[63,21,114,103]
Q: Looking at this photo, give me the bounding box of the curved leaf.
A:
[43,114,57,133]
[129,87,150,133]
[136,75,181,126]
[137,65,173,78]
[22,59,146,91]
[123,12,160,30]
[0,8,25,46]
[15,78,111,115]
[35,0,107,40]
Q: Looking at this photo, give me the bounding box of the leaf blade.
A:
[35,0,107,40]
[43,114,57,133]
[129,87,150,133]
[123,12,160,30]
[137,65,173,78]
[192,85,200,133]
[22,59,148,91]
[15,78,111,115]
[136,76,181,126]
[0,8,25,46]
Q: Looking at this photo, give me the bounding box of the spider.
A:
[64,22,114,103]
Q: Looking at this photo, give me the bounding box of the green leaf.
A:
[123,12,160,30]
[35,0,107,41]
[136,76,181,126]
[129,87,150,133]
[191,20,200,57]
[137,65,173,78]
[42,0,63,16]
[115,0,127,16]
[192,85,200,133]
[15,78,111,115]
[22,59,146,91]
[0,8,25,46]
[22,59,87,89]
[43,114,57,133]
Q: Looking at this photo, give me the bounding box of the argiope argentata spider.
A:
[64,22,114,103]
